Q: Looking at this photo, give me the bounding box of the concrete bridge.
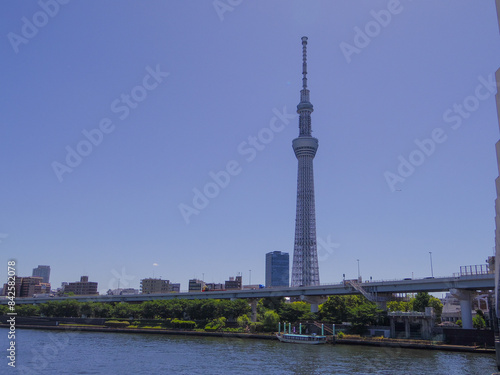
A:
[4,273,493,328]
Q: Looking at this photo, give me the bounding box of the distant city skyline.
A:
[1,1,499,293]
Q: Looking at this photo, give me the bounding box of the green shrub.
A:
[222,327,245,333]
[262,310,280,332]
[104,320,130,328]
[248,322,263,333]
[171,319,196,329]
[204,317,226,332]
[473,315,486,329]
[135,319,168,327]
[337,331,345,339]
[237,314,251,328]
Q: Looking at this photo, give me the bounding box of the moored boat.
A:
[276,332,327,344]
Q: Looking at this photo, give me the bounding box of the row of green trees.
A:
[5,292,485,332]
[3,296,381,332]
[3,298,251,321]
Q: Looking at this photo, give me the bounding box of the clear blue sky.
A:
[1,1,499,293]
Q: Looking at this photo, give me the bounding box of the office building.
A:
[63,276,98,295]
[2,276,50,297]
[32,265,51,284]
[224,275,242,290]
[188,279,205,292]
[266,251,289,287]
[140,278,179,294]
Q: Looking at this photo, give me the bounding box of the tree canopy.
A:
[413,292,431,312]
[13,298,250,322]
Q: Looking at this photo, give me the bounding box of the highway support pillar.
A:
[301,295,328,313]
[420,317,431,340]
[450,289,474,329]
[249,299,258,322]
[404,317,410,339]
[390,317,396,338]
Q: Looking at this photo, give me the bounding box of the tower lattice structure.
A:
[291,36,320,287]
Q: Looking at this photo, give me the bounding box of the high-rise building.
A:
[266,251,289,287]
[291,36,320,287]
[32,265,50,284]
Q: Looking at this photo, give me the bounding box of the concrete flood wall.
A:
[443,328,494,347]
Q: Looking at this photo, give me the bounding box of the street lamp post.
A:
[429,252,434,277]
[357,259,360,281]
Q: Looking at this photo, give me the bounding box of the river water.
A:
[4,328,497,374]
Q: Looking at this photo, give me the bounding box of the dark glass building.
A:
[265,251,289,287]
[32,265,50,284]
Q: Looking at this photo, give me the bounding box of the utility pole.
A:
[429,252,434,277]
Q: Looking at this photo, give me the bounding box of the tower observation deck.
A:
[291,36,320,287]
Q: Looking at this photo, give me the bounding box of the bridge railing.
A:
[454,264,492,277]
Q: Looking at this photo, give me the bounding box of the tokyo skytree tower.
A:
[291,36,320,287]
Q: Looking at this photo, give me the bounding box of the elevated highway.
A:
[4,273,493,305]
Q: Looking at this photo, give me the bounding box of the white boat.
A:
[276,332,327,345]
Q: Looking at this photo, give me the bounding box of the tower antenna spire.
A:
[297,36,313,136]
[302,36,308,90]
